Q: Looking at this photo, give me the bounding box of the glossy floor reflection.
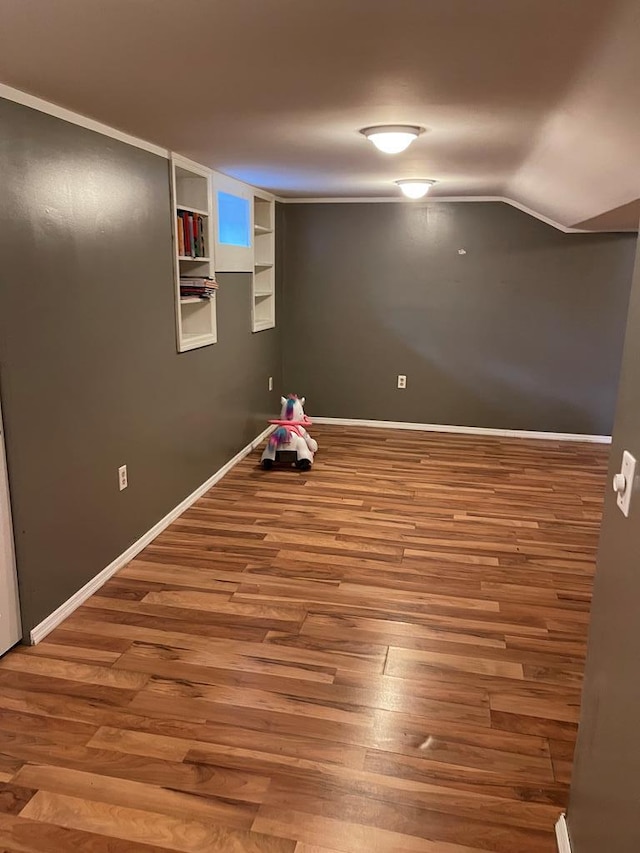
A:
[0,425,608,852]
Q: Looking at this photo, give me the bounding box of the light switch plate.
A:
[616,450,636,517]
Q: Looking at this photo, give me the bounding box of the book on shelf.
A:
[180,275,218,300]
[198,216,205,257]
[177,212,207,258]
[177,216,185,256]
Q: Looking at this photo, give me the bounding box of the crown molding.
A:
[1,84,282,204]
[274,194,590,234]
[1,83,627,235]
[0,82,169,158]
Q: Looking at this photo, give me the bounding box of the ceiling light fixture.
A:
[395,179,436,199]
[360,125,424,154]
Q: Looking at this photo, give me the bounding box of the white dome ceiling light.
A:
[395,179,436,199]
[360,125,424,154]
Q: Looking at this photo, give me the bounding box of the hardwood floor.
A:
[0,425,608,852]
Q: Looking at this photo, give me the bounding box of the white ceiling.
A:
[0,0,638,230]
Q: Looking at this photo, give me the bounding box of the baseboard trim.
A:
[312,416,612,444]
[29,425,273,645]
[556,814,572,853]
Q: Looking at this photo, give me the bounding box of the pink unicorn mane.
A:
[285,395,297,420]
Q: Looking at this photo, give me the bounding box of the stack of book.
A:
[180,276,218,300]
[177,211,206,257]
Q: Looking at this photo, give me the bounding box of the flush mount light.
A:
[360,125,424,154]
[395,179,436,199]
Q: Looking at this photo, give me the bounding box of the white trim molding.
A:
[555,814,573,853]
[1,83,631,235]
[0,82,621,235]
[29,426,273,645]
[0,83,169,159]
[0,397,22,654]
[312,417,611,444]
[275,195,590,234]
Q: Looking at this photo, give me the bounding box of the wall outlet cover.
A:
[615,450,636,517]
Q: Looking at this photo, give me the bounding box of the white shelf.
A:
[171,154,217,352]
[174,162,209,211]
[176,205,209,217]
[253,319,275,332]
[180,331,217,351]
[251,193,275,333]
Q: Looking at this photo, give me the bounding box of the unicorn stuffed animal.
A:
[261,395,318,471]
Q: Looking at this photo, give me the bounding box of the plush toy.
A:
[261,395,318,471]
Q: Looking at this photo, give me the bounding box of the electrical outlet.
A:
[118,465,128,491]
[397,374,407,389]
[268,376,273,391]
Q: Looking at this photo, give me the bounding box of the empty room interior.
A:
[1,2,640,852]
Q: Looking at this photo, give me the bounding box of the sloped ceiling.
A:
[0,0,637,230]
[508,0,640,231]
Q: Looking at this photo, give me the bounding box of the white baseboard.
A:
[312,416,611,444]
[29,425,273,645]
[556,814,572,853]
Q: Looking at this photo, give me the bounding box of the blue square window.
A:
[217,191,250,247]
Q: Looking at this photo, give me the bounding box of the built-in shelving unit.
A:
[170,155,217,352]
[252,193,275,332]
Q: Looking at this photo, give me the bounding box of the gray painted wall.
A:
[0,97,281,636]
[281,202,636,434]
[0,96,635,645]
[567,235,640,852]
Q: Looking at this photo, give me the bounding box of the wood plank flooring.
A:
[0,425,608,852]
